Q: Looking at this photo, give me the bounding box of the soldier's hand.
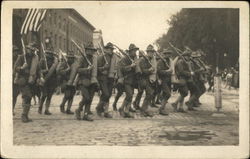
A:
[130,63,136,68]
[191,71,194,76]
[149,67,155,72]
[21,63,28,70]
[87,65,93,70]
[103,63,109,69]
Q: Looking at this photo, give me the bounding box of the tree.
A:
[155,8,239,69]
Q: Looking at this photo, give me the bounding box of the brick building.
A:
[13,9,96,55]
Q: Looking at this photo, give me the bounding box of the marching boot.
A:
[119,100,127,117]
[177,102,186,113]
[159,99,168,115]
[185,101,197,111]
[96,100,105,116]
[82,112,93,122]
[44,100,52,115]
[75,109,81,120]
[66,99,74,115]
[140,100,153,117]
[124,102,134,118]
[21,104,32,123]
[133,101,140,110]
[38,103,43,114]
[59,98,67,113]
[104,102,112,118]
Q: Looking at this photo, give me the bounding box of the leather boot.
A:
[104,102,112,118]
[82,113,94,121]
[159,99,168,115]
[66,99,74,115]
[22,104,32,123]
[60,104,65,113]
[38,103,43,114]
[44,100,52,115]
[119,100,127,117]
[96,100,105,116]
[75,109,81,120]
[124,102,134,118]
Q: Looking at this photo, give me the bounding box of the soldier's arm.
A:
[57,62,69,75]
[14,55,24,73]
[120,58,133,73]
[39,59,48,74]
[157,60,171,75]
[97,55,109,71]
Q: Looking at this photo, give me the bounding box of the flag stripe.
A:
[20,9,32,34]
[33,10,42,31]
[36,9,47,31]
[28,9,39,32]
[23,9,36,34]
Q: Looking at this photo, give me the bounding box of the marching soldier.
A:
[57,51,76,114]
[14,42,40,122]
[13,45,21,115]
[118,44,139,118]
[157,48,173,115]
[75,42,98,121]
[139,44,157,117]
[190,51,206,107]
[172,48,197,112]
[95,42,116,118]
[38,49,59,115]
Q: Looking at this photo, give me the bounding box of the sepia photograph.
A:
[1,1,249,158]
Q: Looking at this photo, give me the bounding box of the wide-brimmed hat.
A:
[128,43,139,51]
[104,42,115,50]
[146,44,155,52]
[162,48,173,54]
[85,42,97,51]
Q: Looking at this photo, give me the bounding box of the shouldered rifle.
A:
[41,42,48,70]
[98,43,108,65]
[59,49,70,69]
[72,40,92,66]
[168,42,188,63]
[112,44,134,64]
[155,51,170,68]
[140,50,153,67]
[21,38,27,64]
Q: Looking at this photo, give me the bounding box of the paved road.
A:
[13,88,239,146]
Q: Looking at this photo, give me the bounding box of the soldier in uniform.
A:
[172,48,197,112]
[118,44,139,118]
[157,48,173,115]
[14,43,40,122]
[139,44,157,117]
[57,51,76,114]
[13,45,21,115]
[75,42,98,121]
[95,42,116,118]
[38,49,59,115]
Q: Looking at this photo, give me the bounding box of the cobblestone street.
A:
[13,88,239,146]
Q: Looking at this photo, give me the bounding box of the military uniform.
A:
[14,43,40,122]
[118,44,139,118]
[38,50,59,115]
[173,49,197,112]
[95,42,116,118]
[75,42,98,121]
[13,45,21,115]
[57,52,76,114]
[157,48,173,115]
[139,45,157,117]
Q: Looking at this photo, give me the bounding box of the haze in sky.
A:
[75,1,181,50]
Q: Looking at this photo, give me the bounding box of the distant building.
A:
[93,29,104,54]
[13,9,96,55]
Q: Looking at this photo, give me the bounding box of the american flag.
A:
[20,9,47,35]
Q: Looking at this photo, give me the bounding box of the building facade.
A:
[13,9,96,55]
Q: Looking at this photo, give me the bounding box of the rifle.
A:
[139,50,153,67]
[112,44,134,64]
[98,43,108,65]
[21,38,27,64]
[59,49,70,69]
[155,51,170,68]
[72,40,92,66]
[168,42,188,63]
[41,42,48,70]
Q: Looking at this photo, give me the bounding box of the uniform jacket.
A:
[14,53,39,86]
[77,55,94,87]
[157,58,171,82]
[118,55,136,85]
[175,58,192,82]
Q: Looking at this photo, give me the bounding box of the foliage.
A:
[155,8,239,69]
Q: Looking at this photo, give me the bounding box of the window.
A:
[63,19,66,31]
[64,38,66,51]
[54,34,57,49]
[54,12,57,26]
[58,16,61,29]
[59,36,61,49]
